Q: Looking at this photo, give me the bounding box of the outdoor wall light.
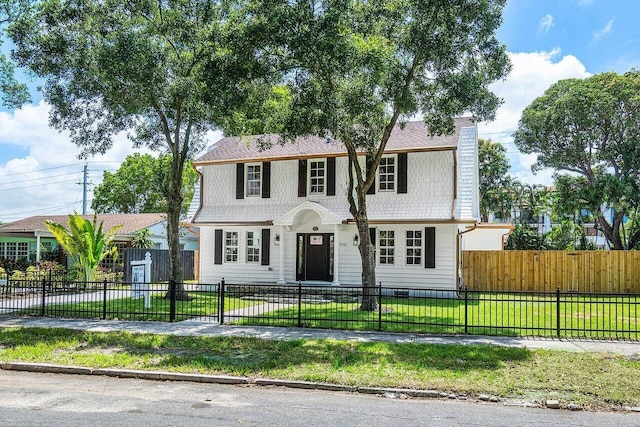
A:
[353,234,359,246]
[274,234,280,246]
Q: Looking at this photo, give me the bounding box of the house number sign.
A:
[310,235,323,245]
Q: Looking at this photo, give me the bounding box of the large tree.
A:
[478,138,511,222]
[0,0,30,107]
[254,0,510,309]
[10,0,272,296]
[92,153,198,215]
[514,71,640,250]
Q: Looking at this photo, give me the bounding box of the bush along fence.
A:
[0,278,639,340]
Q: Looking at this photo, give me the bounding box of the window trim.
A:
[245,163,262,197]
[308,159,326,195]
[378,155,396,193]
[405,230,423,266]
[378,230,395,265]
[224,231,239,263]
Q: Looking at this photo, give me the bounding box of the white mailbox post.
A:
[130,252,152,309]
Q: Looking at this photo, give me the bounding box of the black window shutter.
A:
[366,156,376,194]
[235,163,245,199]
[261,229,270,265]
[298,159,307,197]
[397,152,408,194]
[425,227,436,269]
[369,227,376,247]
[214,229,223,265]
[327,157,336,196]
[262,162,271,198]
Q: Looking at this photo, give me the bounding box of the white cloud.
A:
[538,14,554,33]
[0,101,157,222]
[593,18,614,41]
[477,50,591,186]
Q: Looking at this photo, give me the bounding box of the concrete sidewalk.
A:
[1,315,638,356]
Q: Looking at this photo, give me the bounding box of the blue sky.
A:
[1,0,640,222]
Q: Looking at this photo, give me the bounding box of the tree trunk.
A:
[165,147,190,301]
[355,210,377,311]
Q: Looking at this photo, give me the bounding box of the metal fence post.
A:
[297,280,302,328]
[169,279,176,323]
[102,279,108,320]
[556,286,561,338]
[378,282,382,332]
[464,286,468,335]
[40,278,46,317]
[219,279,225,325]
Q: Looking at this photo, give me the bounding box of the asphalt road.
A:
[0,370,638,426]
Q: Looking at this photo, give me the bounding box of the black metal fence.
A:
[1,278,638,340]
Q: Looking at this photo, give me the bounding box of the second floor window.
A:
[379,156,395,192]
[246,164,261,197]
[309,160,325,194]
[225,231,238,262]
[379,230,395,265]
[246,231,260,263]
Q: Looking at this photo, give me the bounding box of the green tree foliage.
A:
[0,0,30,107]
[478,138,511,222]
[45,213,121,282]
[251,0,510,309]
[10,1,272,296]
[92,154,197,215]
[514,71,640,250]
[131,228,155,249]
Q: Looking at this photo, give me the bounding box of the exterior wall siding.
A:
[198,223,457,290]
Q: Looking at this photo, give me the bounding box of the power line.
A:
[0,162,83,177]
[0,171,82,186]
[0,178,77,192]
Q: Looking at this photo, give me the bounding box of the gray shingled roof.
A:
[0,213,166,236]
[195,118,474,164]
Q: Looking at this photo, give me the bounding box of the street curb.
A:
[0,362,249,385]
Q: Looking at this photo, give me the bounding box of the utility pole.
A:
[81,163,88,214]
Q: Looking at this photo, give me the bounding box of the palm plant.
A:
[45,213,122,282]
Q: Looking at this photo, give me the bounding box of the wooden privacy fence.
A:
[462,250,640,293]
[124,249,196,283]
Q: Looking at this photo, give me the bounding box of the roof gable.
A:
[195,117,475,165]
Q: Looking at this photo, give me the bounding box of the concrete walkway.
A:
[1,315,638,356]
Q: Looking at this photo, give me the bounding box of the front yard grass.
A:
[234,294,640,339]
[0,326,638,411]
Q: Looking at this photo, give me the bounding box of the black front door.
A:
[296,233,333,281]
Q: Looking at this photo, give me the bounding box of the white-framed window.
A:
[0,242,4,258]
[309,160,325,194]
[406,230,422,265]
[17,242,28,259]
[246,163,262,197]
[5,242,17,260]
[225,231,239,263]
[379,156,395,192]
[246,231,260,263]
[379,230,395,265]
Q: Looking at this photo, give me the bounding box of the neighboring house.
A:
[189,118,480,290]
[0,213,198,267]
[459,223,514,251]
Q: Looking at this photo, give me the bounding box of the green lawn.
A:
[0,326,638,411]
[20,291,257,322]
[234,293,640,339]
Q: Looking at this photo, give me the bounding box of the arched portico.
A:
[273,201,346,285]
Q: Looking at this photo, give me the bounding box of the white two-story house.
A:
[189,117,479,290]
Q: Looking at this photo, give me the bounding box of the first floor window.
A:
[406,230,422,265]
[17,242,28,259]
[5,242,16,260]
[225,232,238,262]
[379,230,395,264]
[246,231,260,263]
